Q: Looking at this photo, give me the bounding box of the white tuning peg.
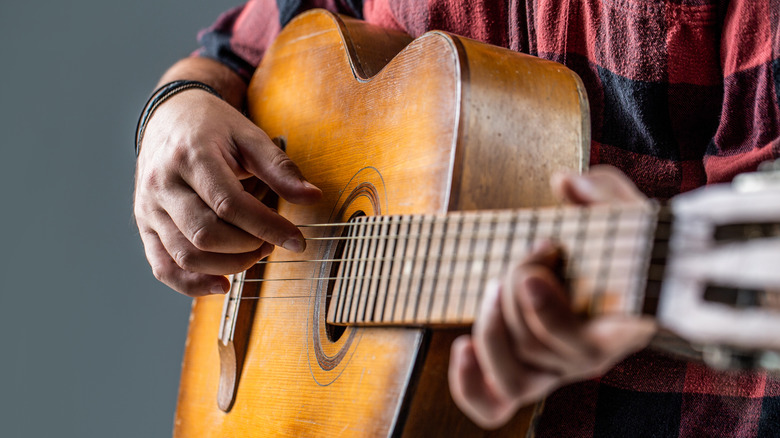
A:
[655,180,780,352]
[734,159,780,193]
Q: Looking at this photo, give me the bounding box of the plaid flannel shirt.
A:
[195,1,780,436]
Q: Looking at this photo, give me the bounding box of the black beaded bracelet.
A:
[134,80,222,156]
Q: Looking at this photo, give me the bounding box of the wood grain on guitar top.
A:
[174,9,588,437]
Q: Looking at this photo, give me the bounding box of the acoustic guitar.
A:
[173,9,780,437]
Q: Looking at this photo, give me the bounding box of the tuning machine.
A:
[699,344,780,373]
[733,158,780,193]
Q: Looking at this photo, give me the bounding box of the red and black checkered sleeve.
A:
[704,0,780,183]
[194,0,365,83]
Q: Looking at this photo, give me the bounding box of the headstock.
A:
[655,160,780,370]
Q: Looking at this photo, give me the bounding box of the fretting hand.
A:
[448,166,658,429]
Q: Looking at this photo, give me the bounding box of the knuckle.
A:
[213,194,238,222]
[150,262,174,285]
[169,141,192,165]
[140,166,164,190]
[172,249,198,272]
[269,150,299,174]
[138,167,179,201]
[190,224,216,251]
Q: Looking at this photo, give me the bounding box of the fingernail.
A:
[282,237,305,252]
[211,284,227,295]
[571,175,600,197]
[301,180,319,191]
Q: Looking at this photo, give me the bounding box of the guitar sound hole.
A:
[324,211,365,342]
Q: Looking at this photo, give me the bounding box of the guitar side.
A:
[174,10,588,437]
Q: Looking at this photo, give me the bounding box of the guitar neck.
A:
[326,202,663,326]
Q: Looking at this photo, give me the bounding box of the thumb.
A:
[551,165,646,206]
[233,123,322,205]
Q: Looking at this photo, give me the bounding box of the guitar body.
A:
[174,10,588,437]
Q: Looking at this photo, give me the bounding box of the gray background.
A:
[0,1,241,436]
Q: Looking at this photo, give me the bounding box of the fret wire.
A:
[340,218,362,322]
[348,219,370,322]
[367,216,388,322]
[440,214,463,322]
[569,207,588,305]
[347,218,366,323]
[458,216,480,322]
[592,207,621,314]
[634,209,659,314]
[336,219,358,322]
[426,214,449,322]
[413,214,438,323]
[350,218,370,322]
[476,212,498,318]
[355,218,374,320]
[551,207,563,241]
[324,227,339,324]
[552,207,565,276]
[379,215,400,322]
[390,216,413,323]
[501,211,518,285]
[361,217,383,323]
[403,215,425,322]
[526,209,538,251]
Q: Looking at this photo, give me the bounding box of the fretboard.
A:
[326,203,660,327]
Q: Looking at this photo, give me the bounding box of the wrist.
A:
[157,57,247,108]
[134,80,222,157]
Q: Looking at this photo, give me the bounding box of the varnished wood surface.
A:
[174,9,588,437]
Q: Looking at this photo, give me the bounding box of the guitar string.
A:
[256,233,648,266]
[237,267,664,284]
[224,212,669,304]
[226,262,669,296]
[232,231,660,295]
[298,220,656,239]
[294,208,657,230]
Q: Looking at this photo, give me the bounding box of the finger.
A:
[180,149,307,252]
[500,244,575,358]
[502,251,655,377]
[163,181,265,253]
[138,227,229,297]
[449,336,517,429]
[472,280,526,400]
[233,125,322,205]
[151,209,273,275]
[551,165,646,205]
[502,259,590,373]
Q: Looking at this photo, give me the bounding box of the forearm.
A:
[157,57,247,110]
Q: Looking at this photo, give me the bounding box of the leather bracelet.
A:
[134,80,222,156]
